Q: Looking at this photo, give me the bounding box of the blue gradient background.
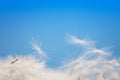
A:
[0,0,120,67]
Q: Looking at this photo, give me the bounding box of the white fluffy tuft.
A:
[0,35,120,80]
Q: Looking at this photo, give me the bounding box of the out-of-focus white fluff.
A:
[0,35,120,80]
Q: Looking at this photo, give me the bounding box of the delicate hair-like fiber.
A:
[0,35,120,80]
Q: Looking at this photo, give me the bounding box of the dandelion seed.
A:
[11,58,19,64]
[31,37,46,58]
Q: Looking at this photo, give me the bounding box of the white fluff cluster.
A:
[0,35,120,80]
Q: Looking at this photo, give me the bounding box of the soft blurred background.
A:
[0,0,120,68]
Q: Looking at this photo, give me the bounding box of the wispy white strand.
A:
[0,35,120,80]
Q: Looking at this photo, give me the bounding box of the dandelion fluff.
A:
[0,35,120,80]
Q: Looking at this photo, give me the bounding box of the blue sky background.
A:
[0,0,120,67]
